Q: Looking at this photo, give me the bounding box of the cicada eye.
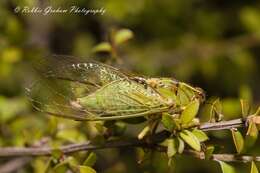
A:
[195,87,206,102]
[158,81,164,87]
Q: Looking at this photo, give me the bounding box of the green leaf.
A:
[92,42,112,53]
[218,161,236,173]
[180,99,200,124]
[180,130,201,151]
[251,161,259,173]
[231,128,244,154]
[114,121,127,135]
[57,129,86,142]
[255,106,260,116]
[245,121,258,150]
[67,156,79,166]
[114,29,134,45]
[213,98,222,113]
[79,166,96,173]
[192,129,209,142]
[161,113,174,131]
[240,8,260,36]
[177,137,185,154]
[83,152,97,167]
[240,99,250,118]
[136,148,145,164]
[51,148,63,160]
[208,98,223,122]
[53,161,68,173]
[167,138,177,158]
[205,146,215,160]
[0,96,29,122]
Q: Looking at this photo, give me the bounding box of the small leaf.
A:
[240,99,250,118]
[251,161,259,173]
[180,130,201,151]
[213,98,223,121]
[208,98,223,122]
[167,138,177,158]
[159,139,168,147]
[138,126,150,140]
[53,165,67,173]
[177,137,185,154]
[205,146,215,160]
[255,107,260,116]
[79,166,96,173]
[53,161,68,173]
[161,113,174,131]
[245,121,258,150]
[213,98,222,114]
[95,122,105,134]
[83,152,97,167]
[92,42,112,53]
[51,148,63,160]
[218,161,236,173]
[57,129,86,142]
[67,156,79,166]
[136,148,145,164]
[231,128,244,154]
[114,121,127,136]
[114,29,134,45]
[192,129,209,142]
[180,99,200,124]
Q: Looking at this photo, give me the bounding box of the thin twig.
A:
[0,140,143,157]
[0,157,32,173]
[183,150,260,162]
[2,138,260,162]
[199,118,245,131]
[0,118,252,162]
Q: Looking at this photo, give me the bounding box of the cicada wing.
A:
[28,55,169,121]
[34,55,129,96]
[77,79,170,118]
[27,55,138,120]
[26,77,99,121]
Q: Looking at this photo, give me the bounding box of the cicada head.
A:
[175,82,206,106]
[146,77,205,107]
[193,87,206,103]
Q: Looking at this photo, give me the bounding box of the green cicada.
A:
[27,55,205,122]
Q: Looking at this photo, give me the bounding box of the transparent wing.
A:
[35,55,129,96]
[27,55,169,121]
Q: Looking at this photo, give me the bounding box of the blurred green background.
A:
[0,0,260,173]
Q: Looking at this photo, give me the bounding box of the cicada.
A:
[27,55,205,122]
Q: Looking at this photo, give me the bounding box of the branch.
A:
[0,157,32,173]
[0,118,251,162]
[199,118,245,131]
[0,139,143,157]
[182,150,260,162]
[0,131,169,157]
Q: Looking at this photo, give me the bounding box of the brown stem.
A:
[0,157,32,173]
[0,140,144,157]
[0,118,252,162]
[199,118,245,131]
[183,150,260,162]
